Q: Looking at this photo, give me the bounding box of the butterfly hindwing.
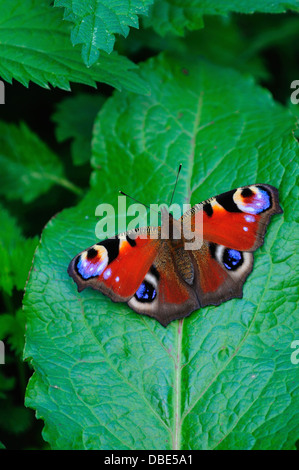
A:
[127,243,199,326]
[127,240,254,325]
[190,241,254,308]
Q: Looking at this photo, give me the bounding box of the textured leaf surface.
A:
[145,0,299,36]
[55,0,154,66]
[0,0,149,94]
[24,54,299,450]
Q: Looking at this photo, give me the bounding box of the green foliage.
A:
[0,353,33,436]
[0,310,26,356]
[195,0,299,13]
[0,401,32,435]
[0,122,69,203]
[0,205,38,445]
[144,0,299,36]
[0,371,14,400]
[55,0,154,66]
[52,93,106,166]
[290,103,299,138]
[144,1,205,36]
[0,0,298,451]
[0,0,149,94]
[23,54,299,449]
[0,204,38,294]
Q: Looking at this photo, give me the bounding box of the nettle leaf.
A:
[0,0,149,94]
[144,0,204,36]
[52,93,105,166]
[0,309,26,356]
[145,0,299,36]
[24,54,299,450]
[0,203,38,295]
[54,0,154,66]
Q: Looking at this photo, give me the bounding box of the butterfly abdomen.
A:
[173,247,194,286]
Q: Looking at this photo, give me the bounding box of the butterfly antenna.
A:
[169,163,182,206]
[119,191,159,213]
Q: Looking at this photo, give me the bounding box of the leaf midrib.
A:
[173,319,183,449]
[172,80,284,448]
[77,295,172,449]
[179,215,284,449]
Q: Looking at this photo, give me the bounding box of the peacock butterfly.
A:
[68,182,283,326]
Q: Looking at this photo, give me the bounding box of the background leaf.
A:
[0,122,79,203]
[0,309,27,356]
[0,0,149,94]
[0,372,14,400]
[24,54,299,450]
[144,0,204,36]
[145,0,299,36]
[0,403,32,435]
[54,0,154,66]
[0,203,38,294]
[192,0,299,14]
[52,93,105,166]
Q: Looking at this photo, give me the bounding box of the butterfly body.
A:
[68,184,282,326]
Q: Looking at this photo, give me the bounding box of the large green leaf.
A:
[24,54,299,450]
[0,0,149,94]
[55,0,154,66]
[145,0,299,36]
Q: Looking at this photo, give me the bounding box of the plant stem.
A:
[56,177,84,196]
[45,173,84,196]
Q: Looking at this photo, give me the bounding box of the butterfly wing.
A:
[127,243,199,326]
[183,184,283,251]
[181,184,282,309]
[68,230,161,302]
[68,224,200,326]
[189,241,254,308]
[68,184,283,326]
